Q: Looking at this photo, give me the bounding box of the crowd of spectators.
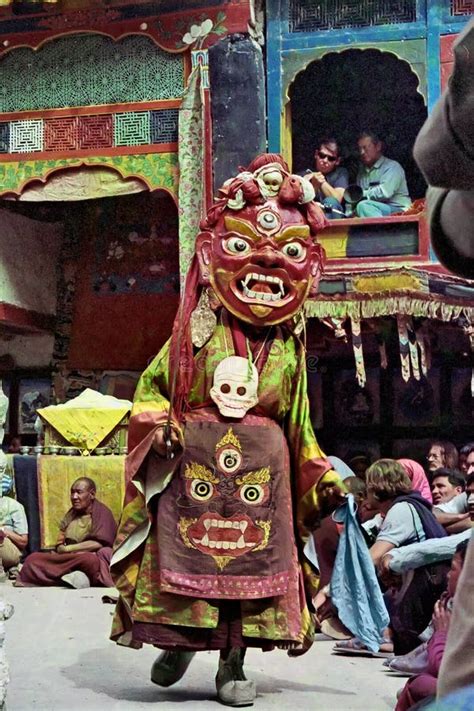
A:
[307,439,474,709]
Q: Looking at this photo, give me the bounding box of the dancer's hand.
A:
[152,426,181,458]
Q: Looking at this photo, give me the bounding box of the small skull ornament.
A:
[210,356,259,419]
[255,165,284,198]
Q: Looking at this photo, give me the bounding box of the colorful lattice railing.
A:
[0,107,179,156]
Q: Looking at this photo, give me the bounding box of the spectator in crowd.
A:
[462,442,474,475]
[413,20,474,279]
[16,477,116,589]
[334,460,446,656]
[355,131,411,217]
[347,451,371,479]
[433,473,474,534]
[7,437,21,454]
[394,540,469,711]
[427,441,459,475]
[304,138,349,218]
[436,535,474,699]
[457,442,474,475]
[431,469,465,506]
[398,458,433,503]
[0,492,28,581]
[310,474,366,641]
[381,496,474,677]
[365,460,445,568]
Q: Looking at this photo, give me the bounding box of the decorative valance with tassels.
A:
[306,266,474,392]
[305,296,474,323]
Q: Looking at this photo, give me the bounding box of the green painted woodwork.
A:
[0,34,184,112]
[0,152,179,197]
[282,38,427,103]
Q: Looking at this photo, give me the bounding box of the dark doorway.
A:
[290,48,428,199]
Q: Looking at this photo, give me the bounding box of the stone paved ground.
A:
[4,586,402,710]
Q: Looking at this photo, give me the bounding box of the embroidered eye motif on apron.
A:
[157,417,295,599]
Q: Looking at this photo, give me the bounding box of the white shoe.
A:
[61,571,91,589]
[216,648,256,707]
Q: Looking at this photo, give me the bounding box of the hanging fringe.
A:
[406,317,421,381]
[305,297,473,323]
[416,332,429,377]
[468,327,474,397]
[350,317,366,387]
[378,338,388,370]
[397,315,411,383]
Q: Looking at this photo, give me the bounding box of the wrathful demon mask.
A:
[196,155,327,327]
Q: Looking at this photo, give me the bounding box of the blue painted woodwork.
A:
[267,0,284,152]
[266,0,473,153]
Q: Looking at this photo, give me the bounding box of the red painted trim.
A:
[440,34,459,91]
[0,99,182,122]
[440,33,458,63]
[417,213,430,259]
[0,3,251,56]
[0,303,56,333]
[0,143,178,163]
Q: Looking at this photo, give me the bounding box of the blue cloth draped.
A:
[330,494,389,652]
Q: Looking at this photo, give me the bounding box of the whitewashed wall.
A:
[0,209,63,315]
[0,334,54,368]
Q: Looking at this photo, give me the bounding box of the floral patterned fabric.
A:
[178,66,206,284]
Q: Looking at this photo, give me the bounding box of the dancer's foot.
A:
[150,650,195,687]
[275,641,300,651]
[216,648,256,707]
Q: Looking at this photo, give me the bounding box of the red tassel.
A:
[168,255,202,421]
[305,201,329,233]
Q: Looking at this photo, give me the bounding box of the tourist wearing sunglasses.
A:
[304,138,349,218]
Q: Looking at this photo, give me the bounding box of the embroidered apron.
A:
[156,410,296,600]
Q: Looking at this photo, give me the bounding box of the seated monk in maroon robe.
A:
[16,477,116,589]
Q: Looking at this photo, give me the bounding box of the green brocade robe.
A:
[110,317,342,650]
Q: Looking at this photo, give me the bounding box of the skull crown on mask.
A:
[195,154,327,327]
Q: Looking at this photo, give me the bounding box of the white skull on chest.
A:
[210,356,259,419]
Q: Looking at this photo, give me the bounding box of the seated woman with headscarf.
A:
[16,477,116,589]
[397,458,432,503]
[366,460,444,568]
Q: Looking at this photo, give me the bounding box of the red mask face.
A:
[196,199,323,326]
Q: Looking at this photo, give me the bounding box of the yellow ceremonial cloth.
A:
[38,455,125,547]
[38,406,129,454]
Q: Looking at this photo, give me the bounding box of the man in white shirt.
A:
[433,473,474,534]
[355,131,411,217]
[431,468,465,506]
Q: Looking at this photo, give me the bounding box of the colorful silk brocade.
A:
[110,316,339,651]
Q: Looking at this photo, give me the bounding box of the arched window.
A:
[289,49,428,199]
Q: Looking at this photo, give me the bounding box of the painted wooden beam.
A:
[0,303,55,333]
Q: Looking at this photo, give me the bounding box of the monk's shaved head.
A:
[72,477,96,493]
